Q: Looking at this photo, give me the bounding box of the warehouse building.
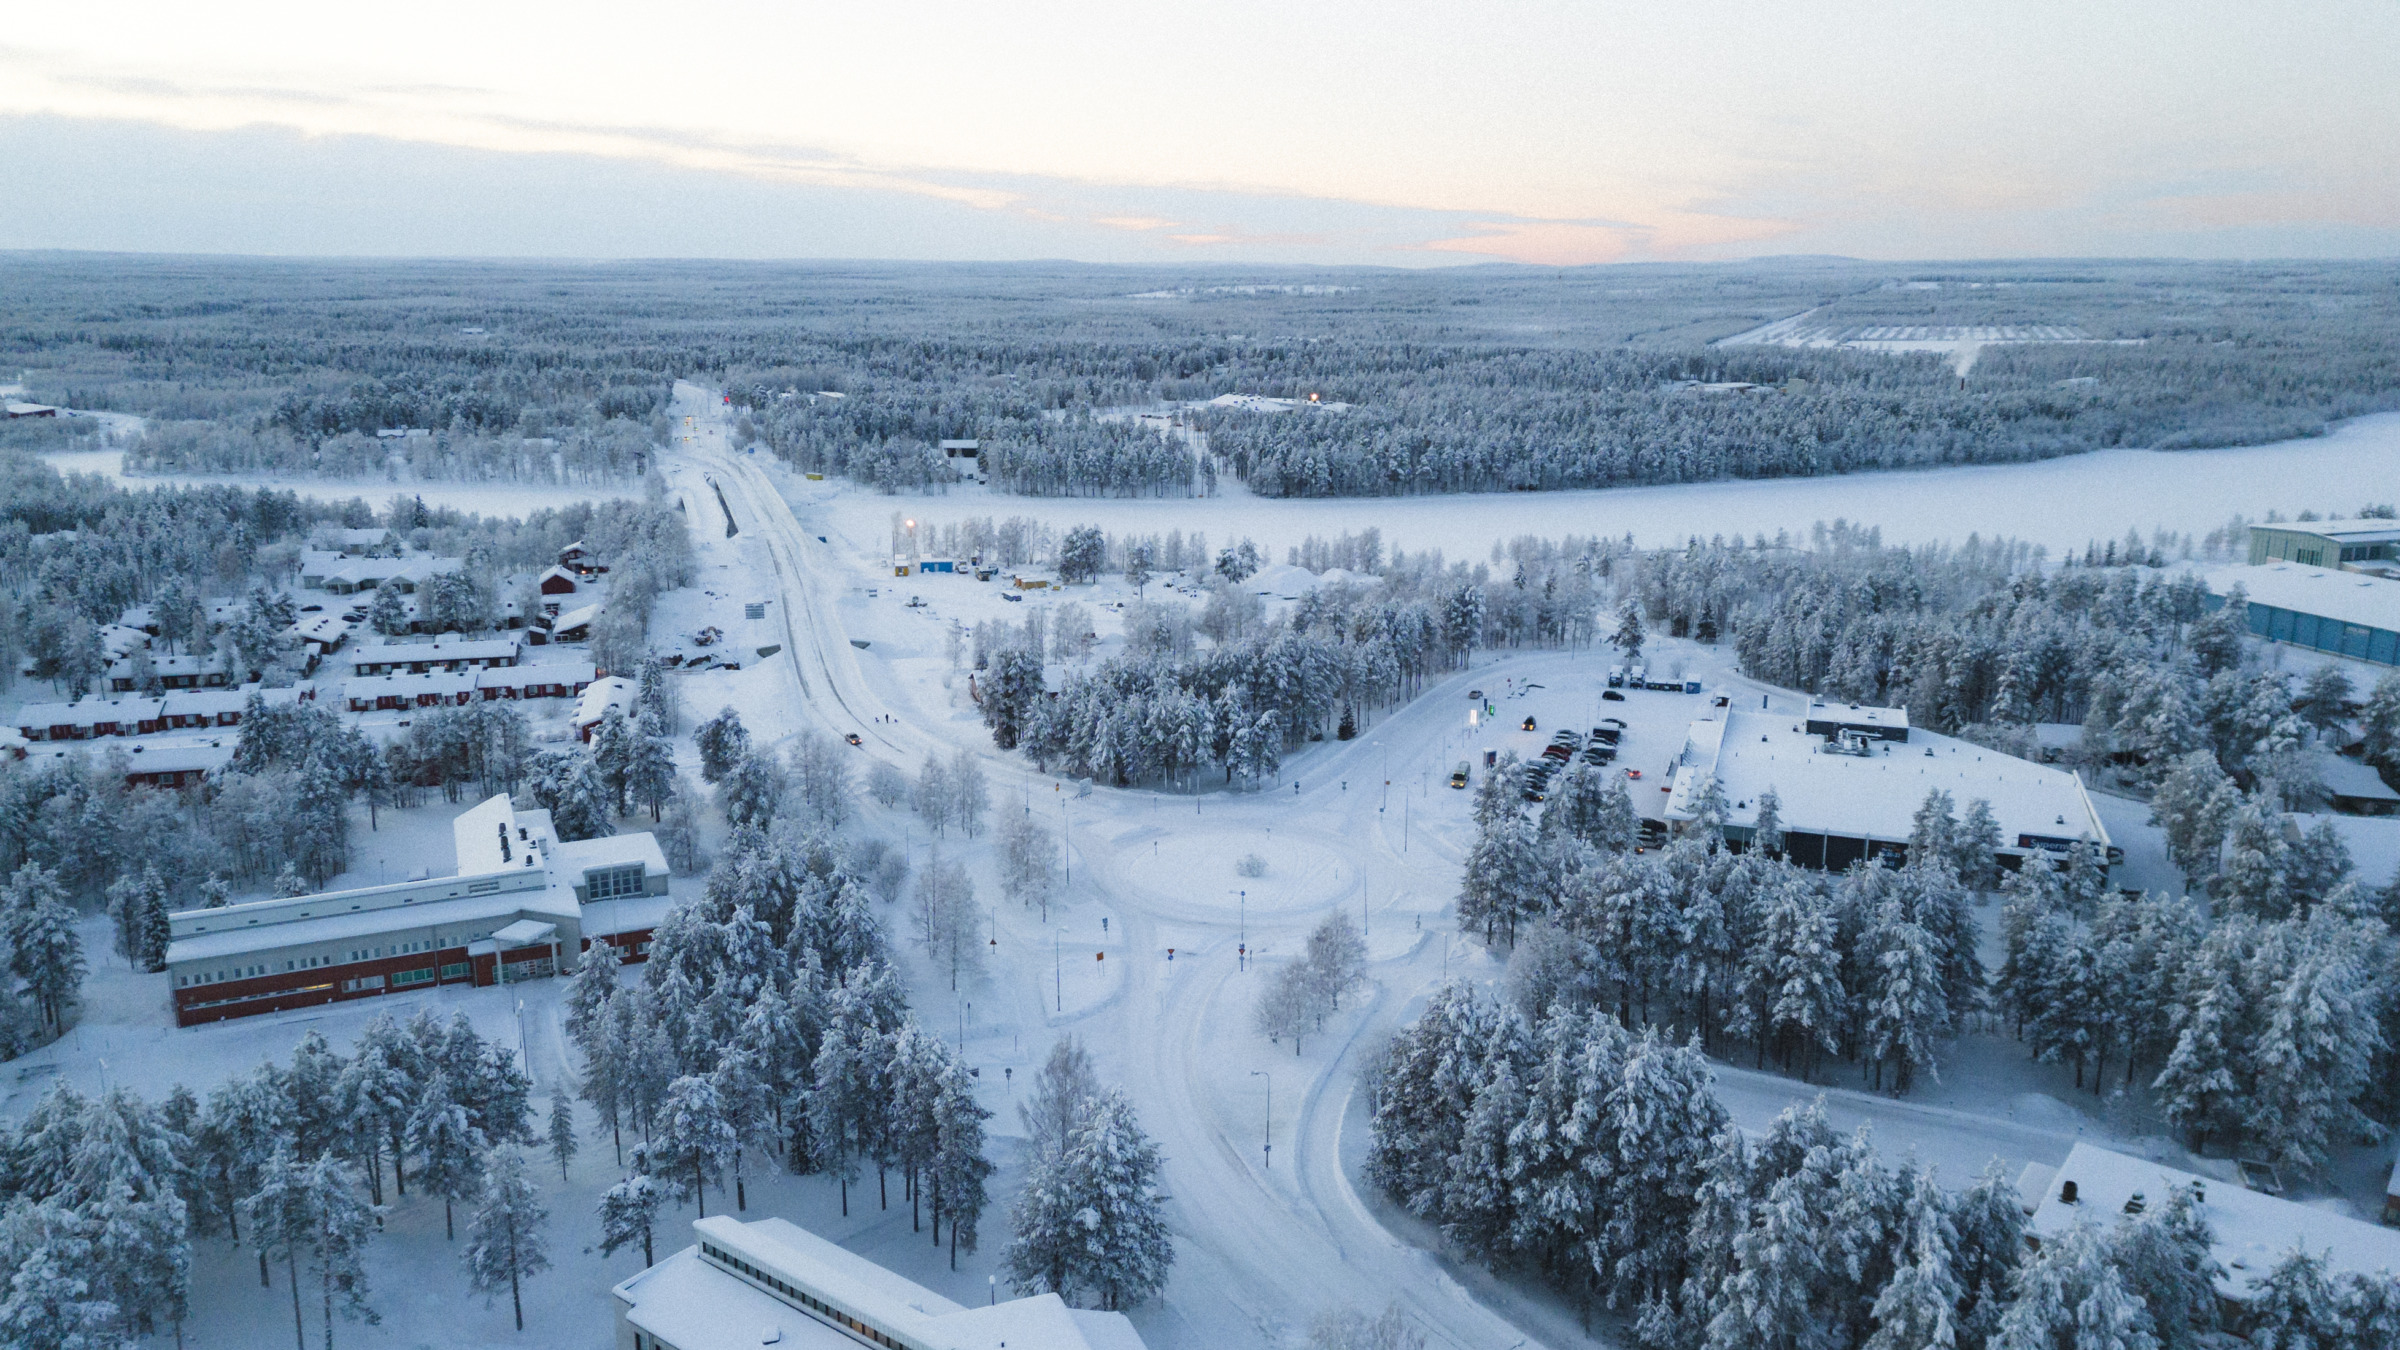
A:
[612,1215,1147,1350]
[2213,562,2400,668]
[1662,706,2111,871]
[2026,1143,2400,1303]
[2248,519,2400,574]
[161,792,669,1026]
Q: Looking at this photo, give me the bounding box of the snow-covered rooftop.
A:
[572,674,637,728]
[2222,562,2400,631]
[2309,752,2400,805]
[2029,1142,2400,1301]
[1665,708,2110,852]
[620,1217,1149,1350]
[2254,517,2400,544]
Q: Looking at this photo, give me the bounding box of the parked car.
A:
[1601,689,1625,702]
[1607,666,1625,688]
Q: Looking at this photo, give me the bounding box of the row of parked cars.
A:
[1520,719,1629,801]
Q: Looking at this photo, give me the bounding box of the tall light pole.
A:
[1249,1070,1271,1170]
[1238,890,1247,970]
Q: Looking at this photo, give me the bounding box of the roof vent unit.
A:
[2059,1180,2079,1205]
[2123,1192,2146,1215]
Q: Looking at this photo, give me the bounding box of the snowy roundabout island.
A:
[1099,824,1355,921]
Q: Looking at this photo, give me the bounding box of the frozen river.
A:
[44,410,2399,562]
[817,411,2400,563]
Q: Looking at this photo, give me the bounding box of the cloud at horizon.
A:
[1,2,2394,266]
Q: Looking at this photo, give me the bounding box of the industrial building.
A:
[161,793,669,1026]
[2248,518,2400,574]
[612,1215,1147,1350]
[1662,705,2111,870]
[2214,561,2400,667]
[2025,1143,2400,1303]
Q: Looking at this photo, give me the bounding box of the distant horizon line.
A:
[6,249,2397,273]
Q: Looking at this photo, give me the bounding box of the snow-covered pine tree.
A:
[1602,1028,1729,1306]
[3,863,84,1032]
[405,1073,487,1240]
[2103,1183,2219,1350]
[598,1171,666,1268]
[242,1145,382,1350]
[1949,1159,2027,1350]
[334,1018,421,1206]
[1860,902,1950,1095]
[1365,985,1490,1221]
[649,1075,737,1219]
[931,1059,993,1269]
[1990,1221,2158,1350]
[547,1088,577,1182]
[809,974,894,1216]
[1862,1167,1963,1350]
[694,708,751,784]
[1750,788,1785,860]
[1006,1087,1172,1310]
[461,1145,550,1331]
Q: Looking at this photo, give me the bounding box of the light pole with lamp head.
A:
[1249,1070,1271,1170]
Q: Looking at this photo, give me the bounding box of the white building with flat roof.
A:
[1663,707,2110,871]
[613,1216,1146,1350]
[161,792,670,1025]
[2029,1143,2400,1302]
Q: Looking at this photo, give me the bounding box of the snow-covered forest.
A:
[9,256,2397,500]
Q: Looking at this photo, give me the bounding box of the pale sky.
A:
[2,1,2394,264]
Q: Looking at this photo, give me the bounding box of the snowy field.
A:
[38,446,643,515]
[19,381,2397,1350]
[786,412,2400,568]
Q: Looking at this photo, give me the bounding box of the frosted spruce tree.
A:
[1003,1087,1172,1310]
[462,1146,551,1332]
[599,1171,666,1267]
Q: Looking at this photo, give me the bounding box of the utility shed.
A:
[2029,1143,2400,1301]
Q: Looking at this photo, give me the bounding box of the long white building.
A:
[161,793,669,1026]
[1663,703,2111,870]
[613,1216,1146,1350]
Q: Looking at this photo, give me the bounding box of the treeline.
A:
[974,544,1604,785]
[1369,1014,2399,1350]
[128,417,662,485]
[1472,773,1992,1094]
[0,1008,546,1347]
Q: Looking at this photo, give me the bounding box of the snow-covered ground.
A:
[38,446,642,515]
[785,412,2400,568]
[25,381,2400,1350]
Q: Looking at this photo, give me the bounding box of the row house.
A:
[16,696,167,741]
[347,636,523,677]
[106,651,236,693]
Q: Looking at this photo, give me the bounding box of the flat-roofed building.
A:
[2216,562,2400,667]
[612,1216,1147,1350]
[1663,707,2111,871]
[2249,519,2400,573]
[161,792,669,1025]
[2030,1143,2400,1304]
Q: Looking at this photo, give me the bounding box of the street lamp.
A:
[1250,1070,1271,1170]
